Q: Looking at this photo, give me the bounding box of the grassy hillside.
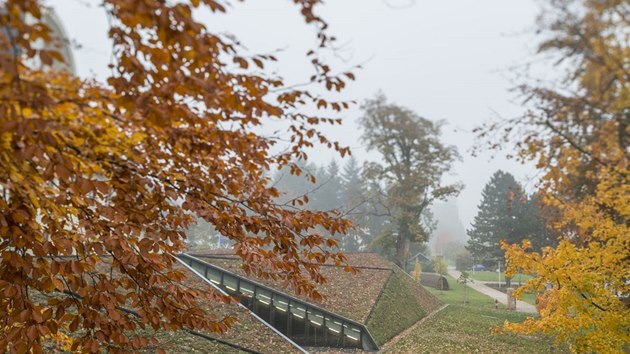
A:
[387,304,567,354]
[367,267,442,346]
[385,275,568,353]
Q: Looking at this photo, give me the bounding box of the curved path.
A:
[447,268,538,314]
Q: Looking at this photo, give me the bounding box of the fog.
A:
[55,0,543,230]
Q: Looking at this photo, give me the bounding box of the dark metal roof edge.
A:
[179,253,380,351]
[176,256,309,354]
[181,253,368,329]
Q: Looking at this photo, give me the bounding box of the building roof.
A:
[188,252,393,323]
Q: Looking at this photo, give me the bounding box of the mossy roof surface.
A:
[161,262,301,354]
[35,259,300,354]
[136,329,248,354]
[186,251,444,350]
[188,252,393,323]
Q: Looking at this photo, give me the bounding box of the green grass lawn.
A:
[387,304,566,353]
[484,283,538,306]
[516,291,537,306]
[469,271,534,283]
[385,275,568,353]
[427,275,505,309]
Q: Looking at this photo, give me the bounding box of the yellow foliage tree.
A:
[412,258,422,283]
[479,0,630,352]
[502,168,629,350]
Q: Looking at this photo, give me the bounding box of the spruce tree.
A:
[338,156,368,251]
[310,159,343,211]
[272,159,319,205]
[341,156,362,203]
[519,193,556,251]
[466,170,528,264]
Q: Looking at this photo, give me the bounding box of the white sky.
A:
[53,0,544,230]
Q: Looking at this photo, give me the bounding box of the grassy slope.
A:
[367,270,425,346]
[367,267,442,346]
[387,275,568,353]
[388,305,567,354]
[429,275,504,310]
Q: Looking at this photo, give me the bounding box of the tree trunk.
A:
[395,234,407,269]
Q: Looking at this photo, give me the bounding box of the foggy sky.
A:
[55,0,543,230]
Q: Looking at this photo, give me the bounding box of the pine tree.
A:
[341,156,362,203]
[338,156,368,251]
[311,159,343,211]
[272,159,319,205]
[466,170,528,264]
[519,193,556,251]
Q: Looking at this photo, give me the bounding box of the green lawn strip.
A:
[429,275,536,308]
[367,269,427,346]
[388,304,567,354]
[469,271,533,283]
[426,275,506,310]
[484,283,538,306]
[395,276,569,353]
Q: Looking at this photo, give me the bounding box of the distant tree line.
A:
[270,156,385,252]
[186,106,556,275]
[185,155,386,252]
[186,94,462,271]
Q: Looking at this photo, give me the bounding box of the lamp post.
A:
[498,259,502,288]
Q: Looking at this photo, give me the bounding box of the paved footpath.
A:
[447,267,538,314]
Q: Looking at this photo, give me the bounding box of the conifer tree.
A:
[466,171,528,264]
[338,156,368,251]
[341,156,363,206]
[311,160,343,212]
[272,160,319,204]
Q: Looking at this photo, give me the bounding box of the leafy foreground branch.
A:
[0,0,358,352]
